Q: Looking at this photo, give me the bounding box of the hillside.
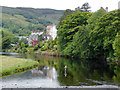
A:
[1,6,64,35]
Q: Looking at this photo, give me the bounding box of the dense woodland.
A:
[57,7,120,62]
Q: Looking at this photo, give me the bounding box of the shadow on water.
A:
[1,52,120,87]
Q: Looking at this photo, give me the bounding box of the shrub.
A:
[27,47,34,54]
[34,44,39,51]
[22,48,27,53]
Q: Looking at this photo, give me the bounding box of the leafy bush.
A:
[16,48,21,53]
[21,42,25,48]
[27,47,34,54]
[41,43,49,51]
[34,44,39,51]
[18,38,28,46]
[22,47,27,53]
[112,32,120,61]
[38,42,44,48]
[53,45,57,51]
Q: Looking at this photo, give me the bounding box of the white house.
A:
[46,24,57,40]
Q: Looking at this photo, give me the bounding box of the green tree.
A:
[87,8,106,30]
[12,37,19,44]
[112,32,120,61]
[75,6,82,11]
[1,29,15,49]
[59,9,73,22]
[38,35,43,41]
[90,9,120,60]
[21,42,25,48]
[18,38,28,45]
[57,11,92,54]
[38,41,44,48]
[63,25,90,58]
[81,2,91,12]
[2,36,11,49]
[68,9,106,58]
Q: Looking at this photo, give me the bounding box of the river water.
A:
[1,52,120,88]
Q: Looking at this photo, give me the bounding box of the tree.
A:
[87,8,106,30]
[18,38,28,45]
[63,25,91,58]
[57,11,92,54]
[2,37,11,49]
[38,35,43,41]
[12,37,19,44]
[21,42,25,48]
[75,6,81,11]
[81,2,91,12]
[112,32,120,61]
[1,29,14,49]
[59,9,73,23]
[90,9,120,59]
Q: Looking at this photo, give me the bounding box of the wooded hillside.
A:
[1,6,64,35]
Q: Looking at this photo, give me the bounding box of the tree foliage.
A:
[57,11,92,54]
[75,2,91,12]
[81,2,91,12]
[18,38,28,46]
[112,32,120,61]
[1,29,14,49]
[21,42,25,48]
[87,8,106,30]
[90,9,120,59]
[57,7,120,61]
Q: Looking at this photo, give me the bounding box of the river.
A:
[1,52,120,88]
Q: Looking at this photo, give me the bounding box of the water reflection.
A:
[57,58,115,86]
[28,53,120,86]
[2,66,59,88]
[31,67,57,80]
[64,65,67,77]
[1,52,120,87]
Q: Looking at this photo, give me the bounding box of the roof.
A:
[46,25,52,30]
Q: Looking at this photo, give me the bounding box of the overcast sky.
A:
[0,0,119,12]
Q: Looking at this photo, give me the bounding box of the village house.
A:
[28,24,58,47]
[46,24,58,40]
[28,30,43,46]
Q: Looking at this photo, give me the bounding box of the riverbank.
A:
[0,55,39,77]
[34,50,71,58]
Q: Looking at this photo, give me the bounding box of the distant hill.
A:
[1,6,64,35]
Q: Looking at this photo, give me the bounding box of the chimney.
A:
[38,30,40,33]
[101,7,104,9]
[106,7,108,12]
[35,30,37,33]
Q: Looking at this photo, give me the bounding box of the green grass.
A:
[0,55,39,77]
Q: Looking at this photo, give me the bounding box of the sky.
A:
[0,0,120,12]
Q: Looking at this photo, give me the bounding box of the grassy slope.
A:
[0,55,39,77]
